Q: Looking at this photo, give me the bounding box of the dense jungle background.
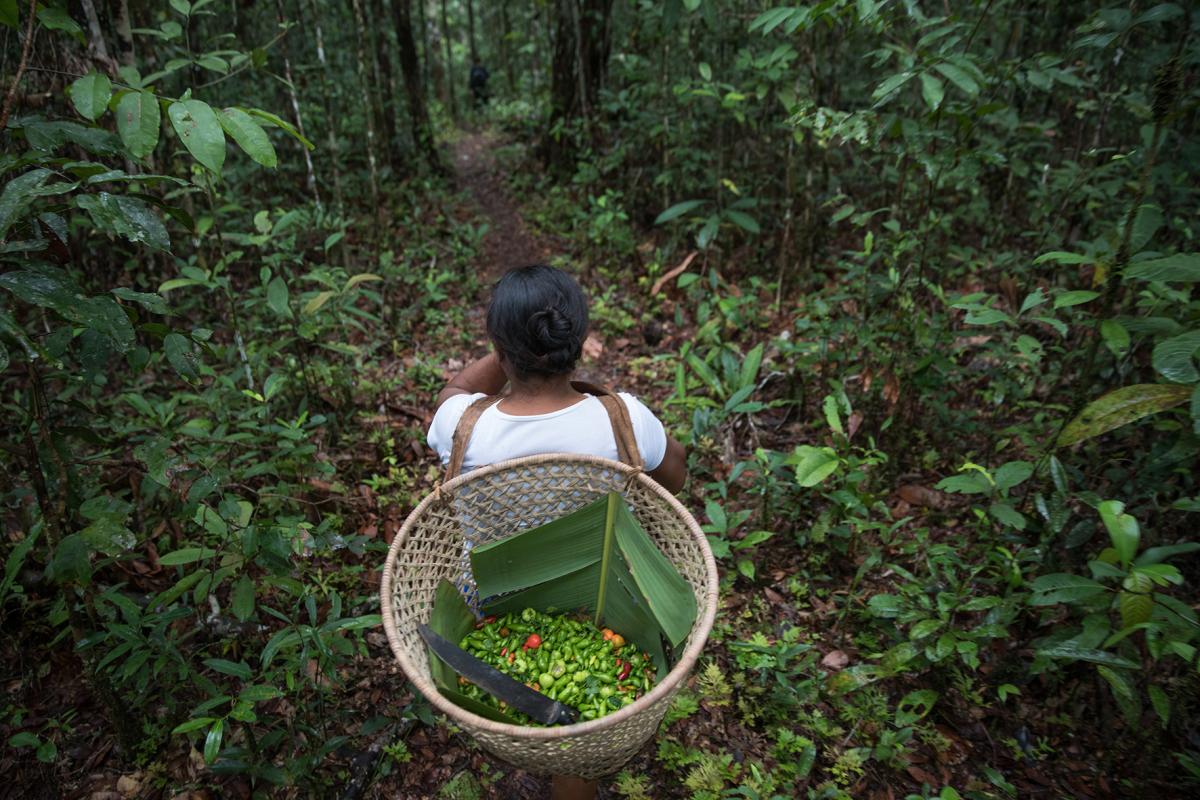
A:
[2,1,1199,798]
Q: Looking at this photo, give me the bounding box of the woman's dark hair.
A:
[487,265,588,379]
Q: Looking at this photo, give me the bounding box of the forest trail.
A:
[453,129,547,276]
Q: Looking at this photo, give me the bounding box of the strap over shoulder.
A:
[443,382,645,480]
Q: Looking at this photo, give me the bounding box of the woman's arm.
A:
[648,435,687,493]
[436,352,507,409]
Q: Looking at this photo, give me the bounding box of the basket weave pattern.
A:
[381,454,719,778]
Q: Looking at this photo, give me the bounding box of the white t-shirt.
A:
[427,392,668,473]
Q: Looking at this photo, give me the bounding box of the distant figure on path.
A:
[469,60,490,107]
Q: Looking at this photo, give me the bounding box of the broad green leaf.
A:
[69,72,113,121]
[724,209,760,233]
[1099,500,1138,567]
[1034,251,1093,265]
[872,71,915,103]
[1028,573,1108,605]
[655,199,706,225]
[204,658,252,680]
[789,445,839,487]
[867,594,903,618]
[1124,253,1200,282]
[0,268,134,351]
[895,689,937,726]
[822,394,843,434]
[203,719,223,764]
[218,107,277,168]
[739,343,764,390]
[0,0,17,28]
[1148,684,1170,726]
[1100,319,1129,357]
[698,62,712,81]
[46,533,91,585]
[159,278,203,293]
[1117,591,1153,628]
[1134,542,1200,566]
[919,72,944,110]
[344,273,382,290]
[172,717,216,735]
[934,62,980,96]
[158,547,216,566]
[1057,384,1192,446]
[303,290,337,314]
[112,287,169,315]
[1151,330,1200,383]
[164,332,199,380]
[909,619,942,639]
[1125,204,1163,252]
[1097,665,1140,725]
[266,276,291,318]
[116,90,161,158]
[1035,642,1138,669]
[245,107,314,150]
[168,99,225,174]
[989,502,1026,530]
[76,193,170,251]
[232,573,255,621]
[1054,290,1100,309]
[993,461,1033,492]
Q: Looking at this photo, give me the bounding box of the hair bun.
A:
[528,308,574,351]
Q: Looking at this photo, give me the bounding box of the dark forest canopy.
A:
[1,1,1199,797]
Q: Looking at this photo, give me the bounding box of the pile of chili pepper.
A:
[456,608,655,724]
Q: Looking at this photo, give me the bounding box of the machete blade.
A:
[419,624,579,725]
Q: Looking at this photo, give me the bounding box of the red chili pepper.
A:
[618,660,632,681]
[483,615,496,624]
[501,647,508,657]
[523,633,542,650]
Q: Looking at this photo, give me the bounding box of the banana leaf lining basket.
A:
[380,453,719,779]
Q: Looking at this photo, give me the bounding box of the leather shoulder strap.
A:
[445,394,503,480]
[571,381,644,471]
[444,383,645,480]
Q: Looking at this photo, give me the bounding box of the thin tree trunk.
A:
[499,2,515,94]
[371,0,400,169]
[439,0,457,119]
[111,0,135,66]
[306,0,344,215]
[80,0,113,68]
[466,0,478,63]
[352,0,381,208]
[392,0,443,174]
[274,0,321,210]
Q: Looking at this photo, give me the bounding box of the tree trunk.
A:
[499,2,515,95]
[305,0,345,215]
[274,0,321,210]
[392,0,443,174]
[371,0,400,169]
[547,0,613,166]
[466,0,478,63]
[79,0,114,70]
[439,0,457,119]
[351,0,381,208]
[110,0,135,66]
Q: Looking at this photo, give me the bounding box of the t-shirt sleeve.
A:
[427,392,487,465]
[618,392,668,471]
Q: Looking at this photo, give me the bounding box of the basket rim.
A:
[380,452,720,741]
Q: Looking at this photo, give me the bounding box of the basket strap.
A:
[445,394,503,480]
[443,382,645,480]
[570,381,644,471]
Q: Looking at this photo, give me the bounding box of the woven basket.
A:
[380,454,719,779]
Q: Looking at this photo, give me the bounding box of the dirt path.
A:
[453,130,548,276]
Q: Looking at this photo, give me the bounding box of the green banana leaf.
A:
[469,492,697,675]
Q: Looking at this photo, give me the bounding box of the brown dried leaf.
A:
[821,650,850,670]
[896,484,949,509]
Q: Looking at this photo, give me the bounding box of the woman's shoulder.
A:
[427,392,488,453]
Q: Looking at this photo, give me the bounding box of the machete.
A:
[418,624,580,725]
